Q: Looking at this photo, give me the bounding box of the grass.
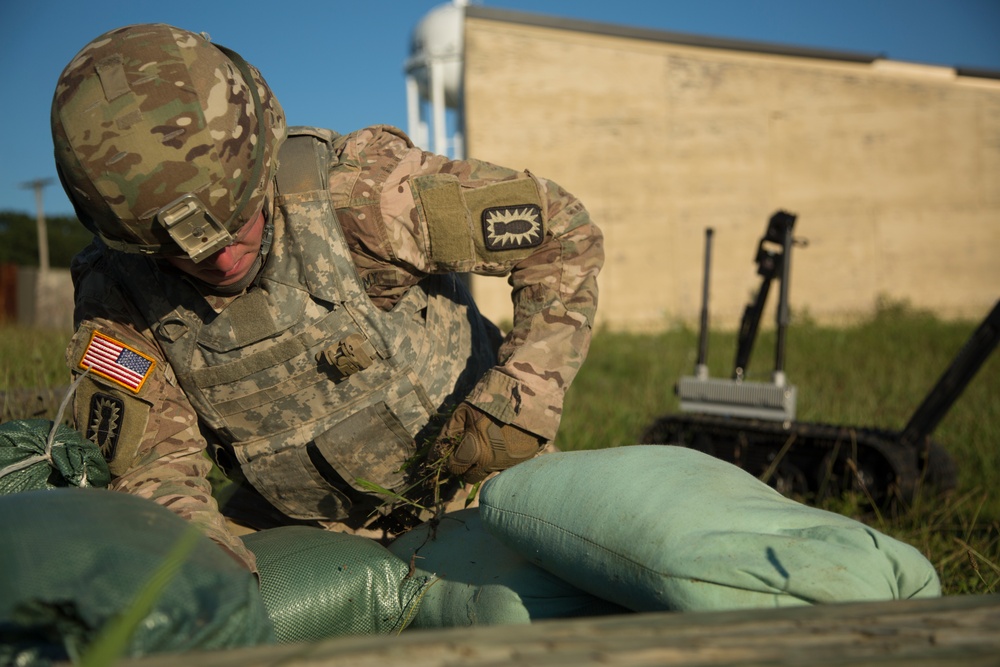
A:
[0,325,73,391]
[2,301,998,596]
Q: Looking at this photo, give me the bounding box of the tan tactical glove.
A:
[438,402,545,483]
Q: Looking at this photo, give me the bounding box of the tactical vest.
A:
[114,127,499,522]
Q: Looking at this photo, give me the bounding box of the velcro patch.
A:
[481,205,544,251]
[79,331,156,394]
[86,393,124,460]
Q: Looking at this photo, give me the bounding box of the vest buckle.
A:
[316,333,377,379]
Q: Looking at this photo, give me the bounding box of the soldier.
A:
[52,23,603,570]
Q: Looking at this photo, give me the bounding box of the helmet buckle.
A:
[157,194,234,263]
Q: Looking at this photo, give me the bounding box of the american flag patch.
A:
[79,331,156,393]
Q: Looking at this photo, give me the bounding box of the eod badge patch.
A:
[86,393,124,460]
[482,205,543,251]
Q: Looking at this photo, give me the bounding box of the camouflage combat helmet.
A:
[51,23,286,263]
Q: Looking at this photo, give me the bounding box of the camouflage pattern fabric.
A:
[65,120,602,569]
[87,131,499,534]
[51,24,286,252]
[334,126,604,440]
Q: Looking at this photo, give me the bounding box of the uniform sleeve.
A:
[333,126,604,440]
[67,250,257,570]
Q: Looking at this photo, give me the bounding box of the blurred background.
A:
[1,0,998,329]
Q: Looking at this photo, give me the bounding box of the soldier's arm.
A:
[67,255,256,570]
[462,175,603,440]
[335,126,604,440]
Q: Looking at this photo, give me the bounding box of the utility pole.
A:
[20,178,53,273]
[19,178,55,328]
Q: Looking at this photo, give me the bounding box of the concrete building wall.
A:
[460,8,1000,331]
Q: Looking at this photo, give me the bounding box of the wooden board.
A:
[120,594,1000,667]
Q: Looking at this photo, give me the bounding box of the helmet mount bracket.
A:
[156,194,234,264]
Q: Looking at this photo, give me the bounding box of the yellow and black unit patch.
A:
[78,331,156,394]
[481,205,544,251]
[86,392,124,460]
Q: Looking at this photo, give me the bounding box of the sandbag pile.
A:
[0,418,109,495]
[0,417,944,656]
[388,508,628,627]
[0,419,432,657]
[0,488,275,666]
[476,445,941,611]
[242,526,428,642]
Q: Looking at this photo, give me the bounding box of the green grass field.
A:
[2,301,998,595]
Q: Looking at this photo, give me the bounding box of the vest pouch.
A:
[240,445,354,521]
[312,402,414,495]
[238,402,416,523]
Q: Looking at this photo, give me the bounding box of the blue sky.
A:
[2,0,998,216]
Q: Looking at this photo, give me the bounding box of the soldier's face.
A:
[164,208,266,287]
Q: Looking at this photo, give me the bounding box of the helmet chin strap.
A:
[198,199,275,296]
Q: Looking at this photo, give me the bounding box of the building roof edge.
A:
[464,4,999,77]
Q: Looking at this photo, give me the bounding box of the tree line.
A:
[0,210,94,268]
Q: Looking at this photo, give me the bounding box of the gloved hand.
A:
[437,402,545,483]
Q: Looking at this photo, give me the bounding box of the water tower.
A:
[405,1,467,158]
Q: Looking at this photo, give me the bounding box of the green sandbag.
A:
[479,446,941,613]
[0,488,274,666]
[0,419,110,495]
[388,508,629,628]
[241,526,427,642]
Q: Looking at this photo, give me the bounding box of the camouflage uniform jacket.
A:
[66,125,603,569]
